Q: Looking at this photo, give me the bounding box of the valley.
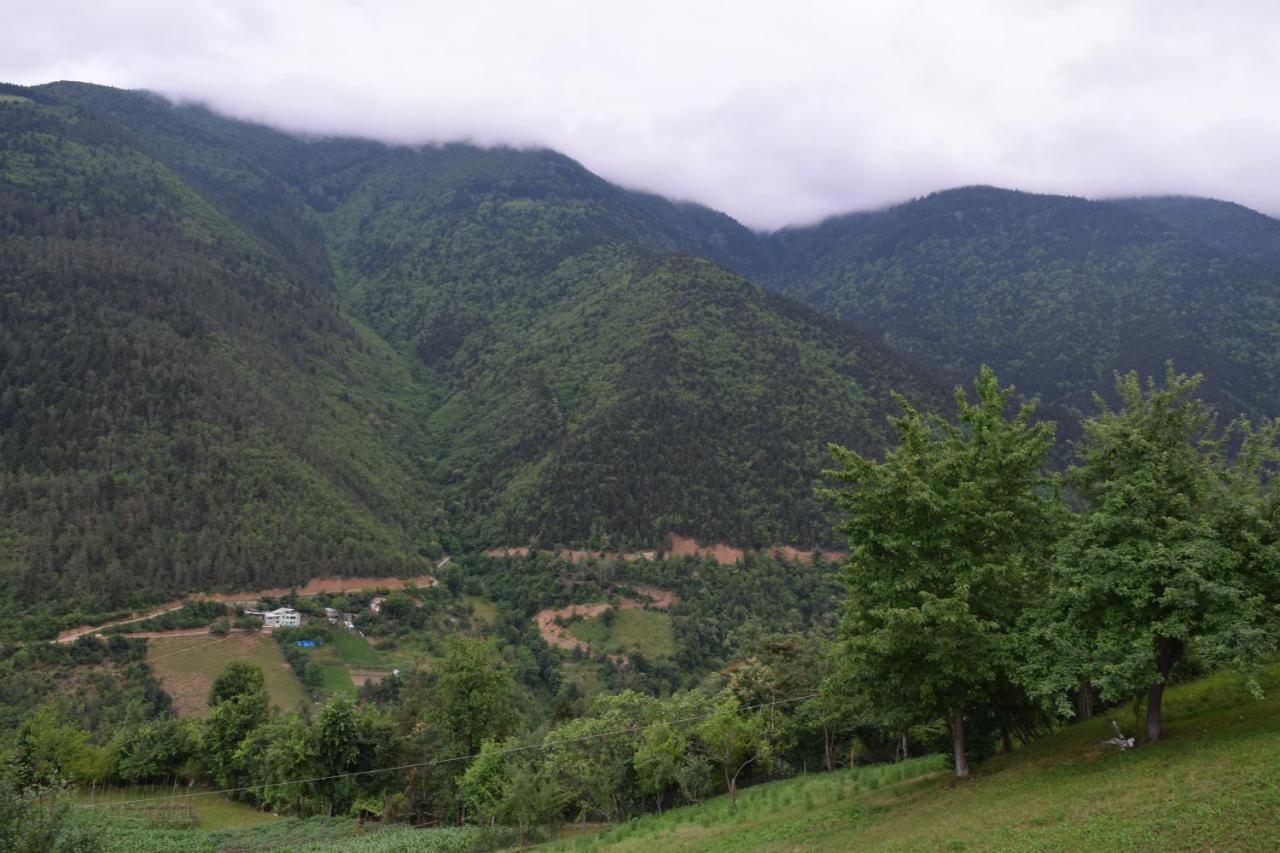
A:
[0,76,1277,852]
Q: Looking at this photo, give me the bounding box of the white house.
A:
[265,607,300,628]
[245,606,301,628]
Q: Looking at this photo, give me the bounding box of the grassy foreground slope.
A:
[559,666,1280,851]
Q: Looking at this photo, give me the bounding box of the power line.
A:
[76,691,817,810]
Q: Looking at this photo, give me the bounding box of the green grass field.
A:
[316,661,357,695]
[548,664,1280,851]
[91,813,517,852]
[332,630,385,666]
[292,632,377,695]
[463,594,498,626]
[568,609,676,658]
[73,786,277,832]
[147,632,308,717]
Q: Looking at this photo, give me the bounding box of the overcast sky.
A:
[3,0,1277,229]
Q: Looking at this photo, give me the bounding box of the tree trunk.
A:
[951,710,969,778]
[1000,723,1013,755]
[1076,683,1094,720]
[1146,682,1166,743]
[1146,637,1184,743]
[823,723,835,772]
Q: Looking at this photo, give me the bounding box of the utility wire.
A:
[75,691,817,810]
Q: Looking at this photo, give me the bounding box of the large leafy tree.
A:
[824,367,1058,777]
[1022,369,1279,742]
[203,663,270,788]
[432,639,520,755]
[696,694,773,805]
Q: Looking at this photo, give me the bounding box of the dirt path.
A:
[485,533,843,567]
[56,574,438,643]
[119,627,213,639]
[534,586,676,651]
[146,633,234,661]
[57,605,186,644]
[537,602,613,651]
[196,574,437,603]
[628,584,676,609]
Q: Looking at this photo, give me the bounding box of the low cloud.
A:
[4,0,1278,229]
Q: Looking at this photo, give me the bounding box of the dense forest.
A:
[3,80,1279,622]
[0,82,947,617]
[0,90,447,622]
[760,186,1280,425]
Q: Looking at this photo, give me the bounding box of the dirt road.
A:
[55,574,437,643]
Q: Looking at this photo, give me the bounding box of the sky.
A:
[3,0,1278,229]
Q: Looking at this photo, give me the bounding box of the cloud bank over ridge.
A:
[4,0,1278,229]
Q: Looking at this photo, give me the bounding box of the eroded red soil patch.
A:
[484,534,844,568]
[198,574,437,602]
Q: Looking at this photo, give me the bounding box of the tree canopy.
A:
[1021,368,1280,741]
[824,366,1059,776]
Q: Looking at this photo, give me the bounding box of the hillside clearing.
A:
[147,632,308,717]
[567,609,676,658]
[553,665,1280,851]
[462,594,498,625]
[535,588,676,652]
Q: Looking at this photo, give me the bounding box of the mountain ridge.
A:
[3,80,1278,618]
[1,81,948,618]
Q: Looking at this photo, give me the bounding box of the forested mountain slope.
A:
[41,83,946,551]
[1113,194,1280,268]
[0,82,948,619]
[760,187,1280,422]
[0,90,446,617]
[8,81,1279,617]
[294,139,944,549]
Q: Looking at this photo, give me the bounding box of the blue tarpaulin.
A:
[294,639,317,648]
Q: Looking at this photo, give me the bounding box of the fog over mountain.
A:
[4,0,1279,228]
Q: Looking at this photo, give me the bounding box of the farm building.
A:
[323,607,357,629]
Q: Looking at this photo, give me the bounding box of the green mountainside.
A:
[1114,194,1280,268]
[758,187,1280,422]
[292,138,942,548]
[2,80,1278,850]
[0,89,444,619]
[5,81,1279,619]
[0,83,945,619]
